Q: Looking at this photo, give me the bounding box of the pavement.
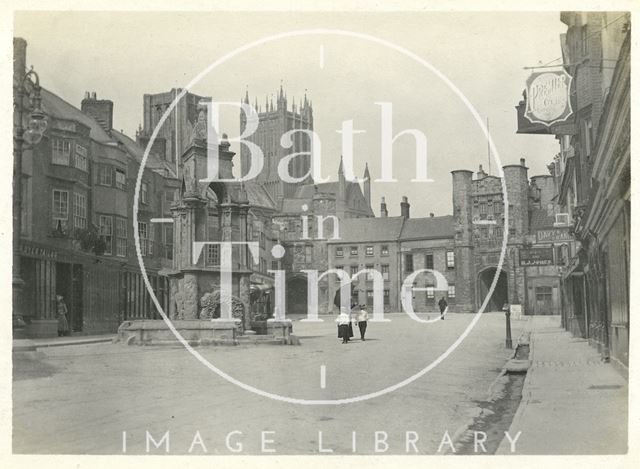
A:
[13,334,116,351]
[497,315,628,455]
[13,312,522,454]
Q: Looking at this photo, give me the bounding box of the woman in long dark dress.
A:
[56,295,70,337]
[336,308,351,344]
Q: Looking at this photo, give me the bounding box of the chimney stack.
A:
[400,196,410,219]
[520,157,526,166]
[430,212,434,218]
[81,91,114,132]
[380,197,388,218]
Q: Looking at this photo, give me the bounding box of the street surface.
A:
[14,312,522,454]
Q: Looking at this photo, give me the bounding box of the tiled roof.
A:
[529,208,556,230]
[244,182,276,210]
[293,181,339,198]
[399,215,455,240]
[110,129,175,175]
[329,216,405,243]
[41,88,113,143]
[281,198,311,213]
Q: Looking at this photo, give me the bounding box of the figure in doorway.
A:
[56,295,70,337]
[438,296,448,320]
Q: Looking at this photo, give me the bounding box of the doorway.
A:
[477,267,509,311]
[286,275,308,316]
[55,262,83,332]
[534,286,554,315]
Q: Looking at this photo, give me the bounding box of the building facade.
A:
[515,12,630,370]
[15,37,178,337]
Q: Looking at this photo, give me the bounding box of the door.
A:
[55,262,84,332]
[535,286,554,315]
[55,262,72,328]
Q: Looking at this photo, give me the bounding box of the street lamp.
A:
[13,66,47,336]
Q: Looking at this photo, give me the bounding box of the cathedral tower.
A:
[240,85,314,204]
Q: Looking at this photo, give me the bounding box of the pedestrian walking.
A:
[56,295,70,337]
[336,308,351,344]
[357,304,369,341]
[347,303,357,340]
[438,296,448,320]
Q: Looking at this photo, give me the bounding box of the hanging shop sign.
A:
[536,228,573,243]
[525,69,573,126]
[519,247,554,266]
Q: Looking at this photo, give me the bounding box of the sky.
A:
[14,11,567,217]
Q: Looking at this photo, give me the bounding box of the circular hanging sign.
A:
[525,69,573,126]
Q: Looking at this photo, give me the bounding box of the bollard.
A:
[505,309,513,349]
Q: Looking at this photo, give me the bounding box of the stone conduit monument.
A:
[118,103,294,346]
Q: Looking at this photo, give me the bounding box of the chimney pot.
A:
[85,91,90,100]
[520,158,526,166]
[81,93,114,131]
[380,196,388,218]
[430,213,434,217]
[400,196,410,219]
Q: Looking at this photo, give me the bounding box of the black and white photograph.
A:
[4,1,637,466]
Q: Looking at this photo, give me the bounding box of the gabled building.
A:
[15,38,177,337]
